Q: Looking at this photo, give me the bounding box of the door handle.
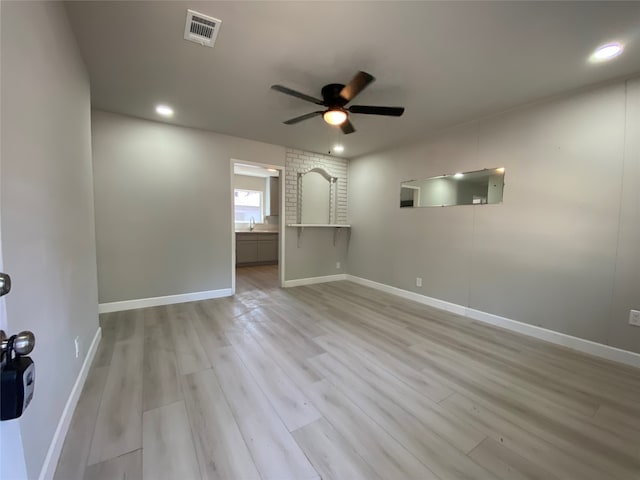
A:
[1,329,36,420]
[1,330,35,359]
[0,273,10,297]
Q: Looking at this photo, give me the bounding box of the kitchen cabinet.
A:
[236,232,278,265]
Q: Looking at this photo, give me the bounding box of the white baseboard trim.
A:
[465,307,640,368]
[39,327,102,480]
[346,275,466,316]
[98,288,234,313]
[283,274,348,288]
[346,275,640,369]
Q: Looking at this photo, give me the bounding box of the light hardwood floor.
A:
[55,265,640,480]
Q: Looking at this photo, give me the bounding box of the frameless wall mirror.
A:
[298,168,338,223]
[400,167,505,208]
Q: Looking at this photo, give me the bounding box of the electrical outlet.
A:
[416,277,422,287]
[74,336,81,358]
[630,310,640,327]
[336,262,341,270]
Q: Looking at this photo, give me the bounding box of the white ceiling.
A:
[65,1,640,158]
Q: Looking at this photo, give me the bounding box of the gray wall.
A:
[285,227,349,280]
[608,78,640,353]
[92,111,285,303]
[1,2,99,477]
[348,78,640,354]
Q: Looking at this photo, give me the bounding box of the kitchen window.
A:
[234,189,263,223]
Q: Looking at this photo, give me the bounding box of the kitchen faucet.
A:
[249,217,255,231]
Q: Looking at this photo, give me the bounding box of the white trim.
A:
[38,327,102,480]
[98,288,233,314]
[279,164,286,289]
[230,159,237,294]
[346,275,466,316]
[283,274,347,288]
[465,307,640,368]
[346,275,640,369]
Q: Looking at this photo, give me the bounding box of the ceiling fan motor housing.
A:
[321,83,348,107]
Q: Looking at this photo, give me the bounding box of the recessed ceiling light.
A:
[454,172,464,179]
[155,104,174,117]
[496,167,505,173]
[590,42,624,63]
[333,144,345,153]
[267,168,278,172]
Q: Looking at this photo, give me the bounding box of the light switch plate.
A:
[416,277,422,287]
[630,310,640,327]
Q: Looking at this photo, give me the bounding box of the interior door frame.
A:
[230,158,286,292]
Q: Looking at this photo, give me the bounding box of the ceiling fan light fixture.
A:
[323,109,347,126]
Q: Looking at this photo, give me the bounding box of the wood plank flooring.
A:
[55,265,640,480]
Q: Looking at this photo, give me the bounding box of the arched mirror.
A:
[298,168,337,224]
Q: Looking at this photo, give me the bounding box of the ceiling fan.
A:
[271,71,405,134]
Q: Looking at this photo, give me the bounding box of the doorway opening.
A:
[230,159,285,294]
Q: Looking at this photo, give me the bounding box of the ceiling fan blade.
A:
[349,105,405,116]
[339,71,375,103]
[340,119,355,134]
[271,85,325,105]
[283,111,323,125]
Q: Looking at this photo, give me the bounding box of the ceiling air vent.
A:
[184,9,221,47]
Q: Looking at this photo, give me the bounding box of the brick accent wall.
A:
[285,148,348,225]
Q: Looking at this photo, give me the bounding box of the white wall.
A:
[1,2,99,477]
[92,111,286,303]
[348,77,640,354]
